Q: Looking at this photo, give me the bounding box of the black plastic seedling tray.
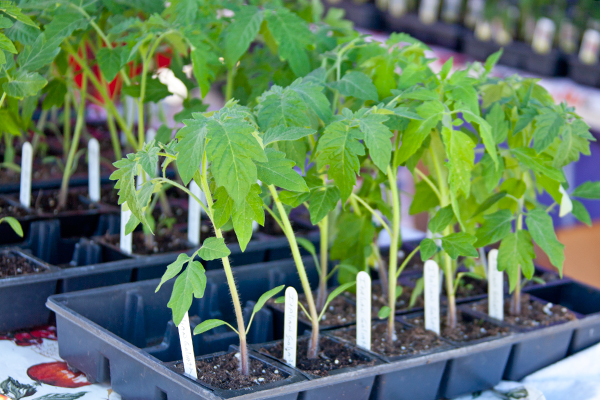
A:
[324,0,384,31]
[568,56,600,87]
[384,13,464,50]
[463,33,530,70]
[47,256,600,400]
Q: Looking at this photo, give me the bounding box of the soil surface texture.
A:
[468,293,577,329]
[0,253,47,278]
[333,321,447,358]
[261,336,375,377]
[29,191,96,214]
[173,352,286,391]
[406,312,511,343]
[0,197,30,218]
[102,230,191,255]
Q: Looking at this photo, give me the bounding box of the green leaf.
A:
[357,111,393,172]
[253,285,285,314]
[308,186,340,224]
[420,238,438,261]
[484,49,503,73]
[316,121,365,202]
[191,43,218,98]
[511,147,565,182]
[232,184,264,251]
[257,86,310,130]
[206,117,266,203]
[265,8,312,76]
[409,277,424,309]
[472,191,507,217]
[532,108,564,153]
[571,200,591,226]
[323,282,356,314]
[2,70,46,99]
[442,128,475,197]
[168,261,207,326]
[498,230,535,292]
[526,208,565,272]
[198,237,231,261]
[410,179,440,215]
[395,101,444,166]
[329,71,378,102]
[297,237,317,257]
[223,6,263,68]
[193,319,234,335]
[138,143,159,178]
[156,253,191,292]
[481,153,504,193]
[123,78,171,103]
[485,103,508,144]
[97,46,124,82]
[175,116,208,185]
[0,216,22,237]
[110,155,149,229]
[462,110,498,169]
[212,186,234,228]
[475,209,514,247]
[279,190,310,207]
[572,181,600,199]
[41,78,67,110]
[428,205,454,234]
[378,305,391,319]
[256,148,308,192]
[263,126,315,146]
[290,79,332,123]
[441,232,478,259]
[0,32,16,54]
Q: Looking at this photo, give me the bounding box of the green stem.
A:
[199,155,249,375]
[316,214,329,311]
[59,75,87,209]
[0,92,6,109]
[386,165,401,343]
[351,193,392,235]
[63,91,71,157]
[510,198,525,315]
[3,132,15,165]
[225,66,237,101]
[106,112,122,160]
[268,185,320,358]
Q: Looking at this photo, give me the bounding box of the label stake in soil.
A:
[424,260,440,335]
[20,142,33,208]
[188,180,202,246]
[284,287,298,367]
[120,205,132,254]
[178,312,198,380]
[88,138,100,202]
[356,271,371,351]
[487,249,503,321]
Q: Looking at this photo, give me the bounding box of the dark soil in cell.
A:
[261,336,375,377]
[0,198,30,218]
[467,293,577,329]
[261,212,313,237]
[333,321,447,358]
[406,312,510,343]
[452,275,488,298]
[100,187,119,205]
[152,201,188,226]
[101,230,192,255]
[173,352,286,390]
[0,253,47,278]
[30,191,96,214]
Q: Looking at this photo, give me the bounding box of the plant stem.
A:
[31,109,48,157]
[316,214,329,311]
[373,244,389,302]
[510,198,525,315]
[0,92,6,109]
[199,157,249,375]
[106,111,122,160]
[268,185,320,358]
[386,165,401,343]
[59,76,87,209]
[225,66,237,101]
[63,83,72,157]
[3,132,14,165]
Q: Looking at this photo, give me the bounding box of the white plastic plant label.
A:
[579,29,600,65]
[419,0,440,25]
[188,180,202,246]
[532,17,556,54]
[120,204,132,255]
[487,249,503,321]
[442,0,461,23]
[389,0,407,17]
[88,138,100,202]
[178,312,198,379]
[356,271,371,351]
[283,287,298,367]
[20,142,33,208]
[424,260,440,335]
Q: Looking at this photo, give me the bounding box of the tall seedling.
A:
[474,73,600,314]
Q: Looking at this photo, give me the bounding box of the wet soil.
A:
[0,198,30,218]
[0,253,47,278]
[102,230,192,255]
[29,191,97,214]
[406,312,511,343]
[333,321,448,358]
[173,352,286,390]
[260,336,375,377]
[467,293,577,330]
